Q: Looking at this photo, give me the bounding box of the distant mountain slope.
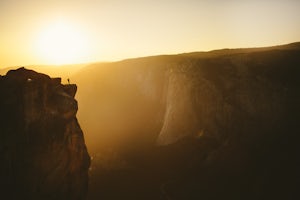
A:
[71,42,300,199]
[71,42,300,151]
[179,41,300,58]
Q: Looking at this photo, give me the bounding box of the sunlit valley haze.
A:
[1,0,300,200]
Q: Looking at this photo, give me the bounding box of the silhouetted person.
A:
[67,78,70,84]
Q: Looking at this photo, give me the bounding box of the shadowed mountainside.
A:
[73,42,300,150]
[0,68,90,200]
[71,42,300,199]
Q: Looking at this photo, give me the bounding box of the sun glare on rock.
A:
[36,21,90,65]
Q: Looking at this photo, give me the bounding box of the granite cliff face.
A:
[0,68,90,200]
[157,49,300,145]
[72,43,300,199]
[73,43,300,149]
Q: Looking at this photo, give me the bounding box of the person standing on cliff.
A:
[67,78,70,84]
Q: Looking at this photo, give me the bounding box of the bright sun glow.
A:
[36,21,90,65]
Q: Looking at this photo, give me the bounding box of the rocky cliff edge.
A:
[0,67,90,200]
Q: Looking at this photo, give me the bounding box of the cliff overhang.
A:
[0,67,90,200]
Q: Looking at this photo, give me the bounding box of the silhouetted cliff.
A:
[0,68,90,200]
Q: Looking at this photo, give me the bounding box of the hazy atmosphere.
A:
[1,0,300,66]
[1,1,300,200]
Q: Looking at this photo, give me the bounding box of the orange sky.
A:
[1,0,300,67]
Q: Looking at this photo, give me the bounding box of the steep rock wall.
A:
[0,68,90,200]
[73,45,300,150]
[157,50,300,145]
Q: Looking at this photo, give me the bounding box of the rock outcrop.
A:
[0,68,90,200]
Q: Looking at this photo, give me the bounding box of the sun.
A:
[36,21,90,65]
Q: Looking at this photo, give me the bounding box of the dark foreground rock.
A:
[0,68,90,200]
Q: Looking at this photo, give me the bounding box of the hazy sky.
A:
[1,0,300,67]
